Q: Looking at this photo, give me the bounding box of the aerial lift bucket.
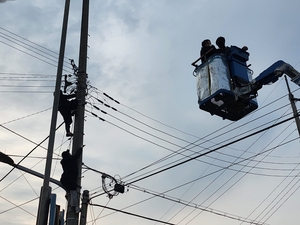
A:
[194,54,258,121]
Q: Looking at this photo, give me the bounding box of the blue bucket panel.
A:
[199,90,258,121]
[227,46,250,83]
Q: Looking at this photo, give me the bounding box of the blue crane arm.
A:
[252,60,300,91]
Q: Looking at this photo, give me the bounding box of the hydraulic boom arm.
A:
[252,60,300,92]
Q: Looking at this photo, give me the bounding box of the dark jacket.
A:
[200,45,216,63]
[60,148,82,191]
[58,91,77,112]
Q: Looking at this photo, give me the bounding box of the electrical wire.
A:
[0,138,69,195]
[0,185,62,218]
[0,26,73,73]
[0,39,60,69]
[259,178,300,224]
[0,108,51,125]
[0,27,59,57]
[0,33,59,65]
[120,117,294,185]
[84,92,300,209]
[0,195,37,218]
[82,82,300,225]
[0,122,64,182]
[0,72,56,93]
[240,156,300,224]
[85,97,292,181]
[165,98,296,223]
[129,185,265,225]
[183,122,295,225]
[120,113,294,185]
[86,137,298,225]
[87,87,295,182]
[90,203,176,225]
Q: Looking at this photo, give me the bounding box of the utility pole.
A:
[284,75,300,136]
[80,190,89,225]
[65,0,89,224]
[36,0,70,224]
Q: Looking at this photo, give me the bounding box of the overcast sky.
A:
[1,1,300,225]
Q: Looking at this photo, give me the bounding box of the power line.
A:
[240,159,300,224]
[87,103,202,157]
[0,72,55,76]
[0,32,68,68]
[0,184,61,217]
[88,87,201,139]
[0,26,73,72]
[90,203,176,225]
[129,185,265,225]
[0,33,59,64]
[87,87,296,182]
[0,27,59,56]
[84,100,298,197]
[0,195,37,218]
[0,108,51,125]
[258,178,300,224]
[85,106,297,184]
[84,85,300,223]
[182,121,296,225]
[86,135,298,225]
[126,114,298,185]
[0,39,60,68]
[89,95,197,146]
[6,154,60,161]
[0,122,64,182]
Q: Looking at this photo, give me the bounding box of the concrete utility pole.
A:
[36,0,70,224]
[80,190,90,225]
[66,0,89,224]
[284,75,300,136]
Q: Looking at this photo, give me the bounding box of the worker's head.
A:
[202,39,211,47]
[62,150,71,158]
[216,36,226,48]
